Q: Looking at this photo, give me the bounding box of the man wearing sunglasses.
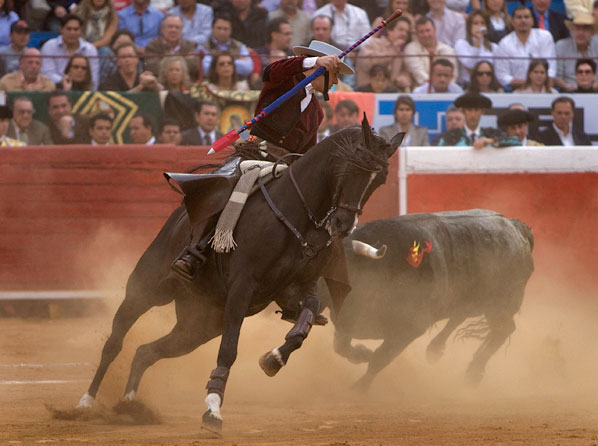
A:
[6,97,53,146]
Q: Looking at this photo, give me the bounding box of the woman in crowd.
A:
[475,0,512,43]
[356,16,413,92]
[379,95,429,146]
[467,60,504,93]
[516,59,558,93]
[57,54,94,91]
[455,10,497,86]
[74,0,118,51]
[158,56,191,93]
[0,0,19,47]
[205,52,249,92]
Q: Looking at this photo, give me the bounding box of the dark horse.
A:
[77,116,403,432]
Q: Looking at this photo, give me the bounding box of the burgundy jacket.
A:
[251,56,323,154]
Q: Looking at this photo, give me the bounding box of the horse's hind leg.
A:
[78,287,168,408]
[426,315,467,364]
[333,330,373,364]
[123,294,223,401]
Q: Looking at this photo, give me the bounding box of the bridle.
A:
[258,150,379,258]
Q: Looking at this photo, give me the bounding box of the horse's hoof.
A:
[202,410,223,435]
[259,348,285,377]
[426,344,444,364]
[76,392,94,409]
[464,365,484,387]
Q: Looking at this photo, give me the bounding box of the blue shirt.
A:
[168,4,213,46]
[0,11,19,47]
[40,36,100,89]
[533,8,550,33]
[118,5,164,48]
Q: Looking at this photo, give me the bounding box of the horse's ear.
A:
[361,112,373,148]
[387,131,405,157]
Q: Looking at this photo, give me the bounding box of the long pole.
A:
[209,8,404,154]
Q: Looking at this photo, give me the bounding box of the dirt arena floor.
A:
[2,280,598,446]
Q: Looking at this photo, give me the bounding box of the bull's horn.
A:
[352,240,387,259]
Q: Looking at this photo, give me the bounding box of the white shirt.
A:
[404,40,458,85]
[553,123,574,146]
[198,128,216,145]
[412,82,464,94]
[40,36,99,89]
[454,39,497,84]
[146,136,156,145]
[301,57,317,112]
[427,8,466,48]
[313,3,371,49]
[494,29,556,87]
[465,124,482,142]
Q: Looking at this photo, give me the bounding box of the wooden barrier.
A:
[1,144,596,297]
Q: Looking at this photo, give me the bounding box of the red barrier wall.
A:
[1,146,595,296]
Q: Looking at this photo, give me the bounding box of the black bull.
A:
[326,209,534,390]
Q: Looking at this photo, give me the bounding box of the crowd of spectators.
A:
[0,0,597,147]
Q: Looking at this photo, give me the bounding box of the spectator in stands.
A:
[538,96,592,145]
[0,0,18,47]
[516,58,558,93]
[158,118,182,144]
[431,104,464,145]
[373,0,414,28]
[128,113,156,144]
[0,48,56,91]
[573,58,598,92]
[7,97,53,145]
[0,20,30,77]
[412,59,464,93]
[41,15,100,90]
[555,13,598,91]
[230,0,268,49]
[497,108,543,146]
[356,16,412,91]
[199,14,254,79]
[100,42,163,91]
[426,0,465,48]
[159,55,191,92]
[468,60,504,93]
[204,51,250,92]
[310,15,339,47]
[47,90,91,144]
[269,0,312,49]
[531,0,569,42]
[74,0,119,52]
[0,105,24,147]
[99,29,139,81]
[478,0,512,44]
[437,92,520,149]
[145,15,198,80]
[168,0,213,45]
[404,16,457,87]
[57,54,94,91]
[494,6,556,91]
[182,100,222,146]
[89,112,113,145]
[117,0,164,51]
[357,65,399,93]
[332,99,360,131]
[314,0,370,50]
[317,100,333,142]
[455,10,498,86]
[380,95,429,146]
[256,17,294,69]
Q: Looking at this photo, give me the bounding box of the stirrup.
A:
[171,246,207,282]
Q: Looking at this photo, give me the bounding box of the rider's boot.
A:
[172,246,207,282]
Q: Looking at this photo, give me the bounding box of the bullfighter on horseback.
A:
[172,41,356,326]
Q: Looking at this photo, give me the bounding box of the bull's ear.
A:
[387,131,405,157]
[361,112,373,149]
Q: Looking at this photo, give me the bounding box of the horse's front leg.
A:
[203,278,253,433]
[259,285,321,377]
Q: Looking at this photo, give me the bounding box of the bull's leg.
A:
[464,314,516,386]
[122,294,223,401]
[333,330,373,364]
[203,279,254,433]
[78,289,168,408]
[353,325,425,392]
[259,293,320,377]
[426,315,467,364]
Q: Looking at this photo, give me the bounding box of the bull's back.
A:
[336,210,534,339]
